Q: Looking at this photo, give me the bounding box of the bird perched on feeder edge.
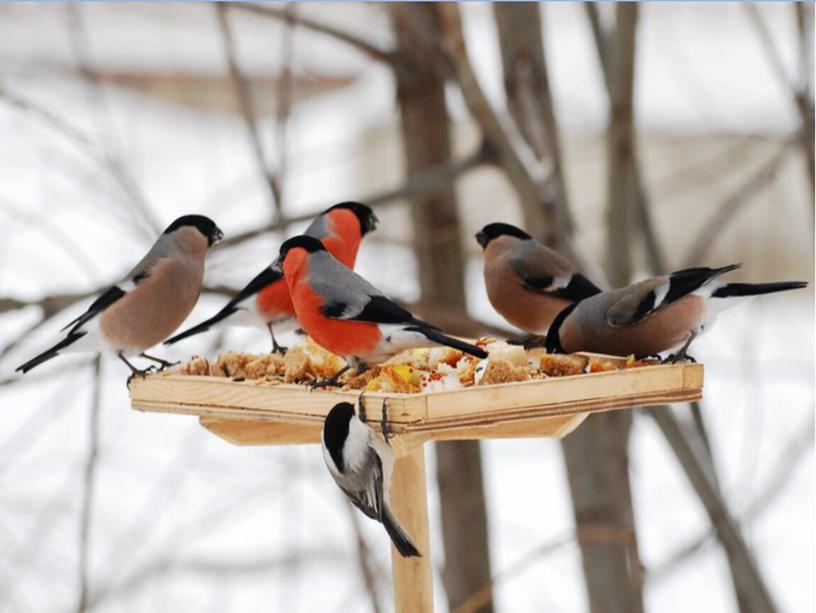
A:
[277,234,488,386]
[545,264,808,361]
[15,215,223,379]
[322,395,420,557]
[165,202,378,353]
[475,222,601,340]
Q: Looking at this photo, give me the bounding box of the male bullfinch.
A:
[545,264,808,361]
[16,215,223,377]
[322,395,420,557]
[278,235,488,385]
[165,202,378,353]
[476,222,601,334]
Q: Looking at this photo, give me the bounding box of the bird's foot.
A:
[270,342,288,355]
[307,375,343,390]
[357,391,368,422]
[140,353,179,371]
[126,365,157,385]
[661,351,696,365]
[307,364,352,391]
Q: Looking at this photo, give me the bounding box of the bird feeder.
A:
[128,353,703,613]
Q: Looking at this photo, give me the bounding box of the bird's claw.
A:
[507,333,547,349]
[271,343,288,355]
[381,398,391,444]
[308,377,342,391]
[126,365,156,386]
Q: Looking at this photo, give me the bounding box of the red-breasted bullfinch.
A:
[476,222,601,333]
[16,215,223,377]
[165,202,378,353]
[277,235,488,384]
[322,395,420,557]
[545,264,808,361]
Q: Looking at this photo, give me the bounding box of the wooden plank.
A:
[390,445,433,613]
[128,358,703,449]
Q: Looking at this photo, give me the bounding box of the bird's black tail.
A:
[164,306,238,345]
[408,325,488,359]
[382,505,421,558]
[15,331,86,374]
[712,281,808,298]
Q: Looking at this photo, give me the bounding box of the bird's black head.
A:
[279,235,327,261]
[327,201,379,236]
[475,222,531,249]
[323,401,355,472]
[164,215,224,247]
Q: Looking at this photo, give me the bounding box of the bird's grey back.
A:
[307,251,384,316]
[509,239,575,281]
[304,213,330,240]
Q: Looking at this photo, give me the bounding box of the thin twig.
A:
[649,406,778,613]
[231,3,396,65]
[344,501,384,613]
[650,412,814,581]
[683,143,790,266]
[77,356,102,613]
[451,534,574,613]
[217,144,488,250]
[216,4,282,217]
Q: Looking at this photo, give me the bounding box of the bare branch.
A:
[216,144,488,250]
[683,143,790,266]
[77,356,102,613]
[649,406,778,613]
[230,3,396,65]
[650,412,814,582]
[344,501,384,613]
[452,533,574,613]
[435,4,589,278]
[216,4,282,217]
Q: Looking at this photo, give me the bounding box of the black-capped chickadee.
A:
[321,394,421,557]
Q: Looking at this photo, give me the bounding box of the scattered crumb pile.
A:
[170,337,659,392]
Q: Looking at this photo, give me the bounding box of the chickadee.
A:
[321,395,421,558]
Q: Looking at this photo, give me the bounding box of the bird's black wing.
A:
[61,285,126,333]
[522,273,602,301]
[322,294,421,326]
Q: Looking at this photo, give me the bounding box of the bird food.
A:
[169,336,660,393]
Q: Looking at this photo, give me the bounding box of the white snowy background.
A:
[0,3,812,613]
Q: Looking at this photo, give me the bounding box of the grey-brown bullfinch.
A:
[545,264,808,362]
[16,215,223,378]
[322,395,420,557]
[277,235,488,386]
[165,202,378,353]
[475,222,601,334]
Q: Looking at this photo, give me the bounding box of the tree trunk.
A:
[389,5,494,612]
[562,6,645,613]
[493,2,573,240]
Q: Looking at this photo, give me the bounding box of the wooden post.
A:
[390,444,434,613]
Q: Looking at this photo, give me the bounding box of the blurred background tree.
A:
[0,3,812,613]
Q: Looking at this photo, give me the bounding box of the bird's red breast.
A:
[283,248,382,358]
[255,279,295,321]
[254,209,365,322]
[323,208,364,268]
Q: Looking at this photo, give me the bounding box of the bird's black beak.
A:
[475,231,487,249]
[365,212,380,235]
[210,227,224,246]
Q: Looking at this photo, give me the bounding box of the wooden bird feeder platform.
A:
[128,353,703,613]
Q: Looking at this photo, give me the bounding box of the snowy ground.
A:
[0,3,812,613]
